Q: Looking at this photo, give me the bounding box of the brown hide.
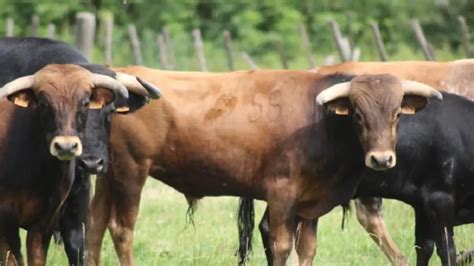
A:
[107,67,429,212]
[108,67,320,199]
[316,59,474,100]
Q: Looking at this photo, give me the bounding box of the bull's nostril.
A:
[371,155,378,166]
[71,142,78,149]
[53,142,61,151]
[96,158,104,166]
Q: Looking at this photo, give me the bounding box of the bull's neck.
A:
[314,114,365,178]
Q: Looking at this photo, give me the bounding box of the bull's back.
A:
[0,37,86,85]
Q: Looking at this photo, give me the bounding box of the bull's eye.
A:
[353,112,362,123]
[39,100,49,109]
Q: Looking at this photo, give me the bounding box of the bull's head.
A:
[316,74,442,171]
[75,67,161,174]
[0,64,161,167]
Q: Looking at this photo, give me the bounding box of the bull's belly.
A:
[149,167,265,199]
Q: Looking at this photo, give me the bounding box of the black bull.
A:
[250,91,474,266]
[0,37,160,265]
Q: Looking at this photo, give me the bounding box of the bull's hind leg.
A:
[355,197,408,265]
[294,218,318,266]
[107,157,150,266]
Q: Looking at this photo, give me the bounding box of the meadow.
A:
[32,177,474,265]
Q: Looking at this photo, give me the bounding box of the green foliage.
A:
[0,0,470,70]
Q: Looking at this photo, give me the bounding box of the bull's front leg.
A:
[354,197,409,265]
[0,211,23,266]
[258,208,273,266]
[294,217,318,266]
[266,178,298,266]
[59,174,90,266]
[26,230,52,266]
[421,192,456,266]
[414,209,435,266]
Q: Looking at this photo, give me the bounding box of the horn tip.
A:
[137,77,162,99]
[315,95,324,106]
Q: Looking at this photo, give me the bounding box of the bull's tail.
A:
[237,197,254,265]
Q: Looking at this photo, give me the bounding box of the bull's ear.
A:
[114,92,148,114]
[401,95,428,115]
[90,88,115,109]
[325,98,352,116]
[7,90,37,108]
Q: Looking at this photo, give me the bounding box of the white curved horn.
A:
[0,75,35,99]
[401,80,443,100]
[91,74,129,98]
[315,82,351,106]
[115,73,162,99]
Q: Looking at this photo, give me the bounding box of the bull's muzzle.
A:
[50,136,82,161]
[365,150,396,171]
[77,156,105,174]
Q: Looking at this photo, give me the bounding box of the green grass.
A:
[20,178,474,265]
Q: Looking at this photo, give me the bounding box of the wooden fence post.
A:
[75,12,96,61]
[104,16,113,65]
[127,24,143,65]
[370,22,388,61]
[299,24,315,68]
[241,52,258,70]
[162,27,176,70]
[157,34,169,70]
[223,30,235,71]
[275,38,289,69]
[47,24,56,39]
[6,17,14,37]
[458,16,472,58]
[328,20,351,62]
[192,28,208,71]
[410,19,436,61]
[31,15,39,37]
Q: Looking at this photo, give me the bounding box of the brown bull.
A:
[0,62,159,266]
[86,67,440,266]
[315,59,474,265]
[253,60,474,266]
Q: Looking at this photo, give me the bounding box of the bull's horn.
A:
[401,80,443,100]
[115,73,162,99]
[315,82,351,106]
[0,75,35,99]
[91,74,129,98]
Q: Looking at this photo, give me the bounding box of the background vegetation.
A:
[0,0,473,70]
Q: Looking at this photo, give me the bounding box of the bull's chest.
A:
[295,175,360,219]
[0,188,46,226]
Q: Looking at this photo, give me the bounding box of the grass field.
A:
[30,178,474,265]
